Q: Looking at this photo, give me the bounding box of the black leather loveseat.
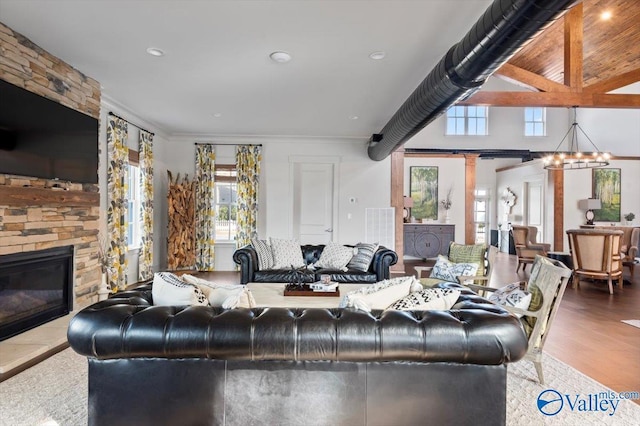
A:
[67,282,527,426]
[233,244,397,284]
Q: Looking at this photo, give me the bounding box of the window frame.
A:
[524,107,546,137]
[214,164,238,243]
[126,149,142,250]
[473,188,490,245]
[445,105,489,136]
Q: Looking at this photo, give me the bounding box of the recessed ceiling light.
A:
[369,51,386,60]
[349,115,359,120]
[600,10,612,20]
[212,112,223,118]
[269,51,292,63]
[146,47,165,57]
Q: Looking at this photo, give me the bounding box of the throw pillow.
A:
[448,242,487,277]
[314,242,356,271]
[339,276,423,312]
[181,274,256,308]
[152,272,208,306]
[487,282,532,318]
[386,288,461,311]
[269,238,305,269]
[251,238,273,270]
[347,242,379,272]
[429,255,479,284]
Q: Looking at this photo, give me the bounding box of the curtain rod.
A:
[108,112,155,136]
[194,143,262,146]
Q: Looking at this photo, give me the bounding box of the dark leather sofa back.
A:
[68,283,527,365]
[232,244,398,284]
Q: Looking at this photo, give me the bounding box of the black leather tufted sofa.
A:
[233,244,398,284]
[68,282,527,426]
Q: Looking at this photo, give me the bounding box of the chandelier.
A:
[543,107,610,170]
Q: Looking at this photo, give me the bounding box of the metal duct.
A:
[368,0,577,161]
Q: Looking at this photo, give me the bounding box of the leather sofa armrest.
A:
[370,246,398,281]
[233,245,258,284]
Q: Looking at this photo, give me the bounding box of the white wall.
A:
[403,157,466,242]
[159,135,390,270]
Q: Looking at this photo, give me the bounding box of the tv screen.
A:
[0,79,99,184]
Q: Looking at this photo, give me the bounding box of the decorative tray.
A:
[283,283,340,297]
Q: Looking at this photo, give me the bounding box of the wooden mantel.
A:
[0,185,99,207]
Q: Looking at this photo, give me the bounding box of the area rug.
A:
[621,319,640,329]
[0,349,638,426]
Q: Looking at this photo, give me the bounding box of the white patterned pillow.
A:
[251,238,273,270]
[339,276,423,312]
[386,288,461,311]
[181,274,256,309]
[347,242,379,272]
[488,282,531,318]
[314,242,356,271]
[152,272,208,306]
[269,238,305,269]
[429,255,479,284]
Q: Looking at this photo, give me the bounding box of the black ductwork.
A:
[368,0,577,161]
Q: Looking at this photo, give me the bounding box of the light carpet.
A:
[621,319,640,329]
[1,349,639,426]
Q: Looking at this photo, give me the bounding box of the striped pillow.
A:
[251,238,273,270]
[347,242,379,272]
[448,243,487,277]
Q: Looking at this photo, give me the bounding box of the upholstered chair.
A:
[511,225,550,272]
[566,229,624,294]
[621,227,639,277]
[417,243,496,289]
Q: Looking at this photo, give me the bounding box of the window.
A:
[524,107,546,136]
[126,150,142,249]
[215,165,237,242]
[473,189,490,244]
[446,106,488,135]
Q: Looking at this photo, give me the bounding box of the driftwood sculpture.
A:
[167,170,196,270]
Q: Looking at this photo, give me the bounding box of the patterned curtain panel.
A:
[236,145,262,249]
[195,144,216,271]
[138,130,154,281]
[106,116,129,291]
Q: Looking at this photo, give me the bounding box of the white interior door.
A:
[526,181,544,239]
[292,162,335,244]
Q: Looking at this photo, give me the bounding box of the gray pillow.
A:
[251,238,273,270]
[347,242,379,272]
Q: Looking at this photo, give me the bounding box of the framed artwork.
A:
[592,168,621,222]
[410,166,438,220]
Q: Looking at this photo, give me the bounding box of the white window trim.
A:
[445,106,489,136]
[524,107,546,137]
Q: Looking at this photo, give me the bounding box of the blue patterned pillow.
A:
[429,255,478,284]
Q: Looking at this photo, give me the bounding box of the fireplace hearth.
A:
[0,246,73,341]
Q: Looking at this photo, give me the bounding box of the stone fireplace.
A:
[0,245,74,341]
[0,21,103,336]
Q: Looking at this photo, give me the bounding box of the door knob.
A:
[325,228,333,233]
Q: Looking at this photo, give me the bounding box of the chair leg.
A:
[533,360,545,385]
[573,275,580,289]
[608,277,614,295]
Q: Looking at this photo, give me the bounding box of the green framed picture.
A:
[410,166,438,220]
[592,168,621,222]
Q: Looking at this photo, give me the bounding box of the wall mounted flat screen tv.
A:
[0,79,99,184]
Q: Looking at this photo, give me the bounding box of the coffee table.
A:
[247,283,368,308]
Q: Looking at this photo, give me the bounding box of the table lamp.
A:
[578,198,601,225]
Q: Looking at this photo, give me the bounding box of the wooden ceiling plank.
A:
[564,3,584,91]
[461,91,640,108]
[583,68,640,94]
[496,63,571,92]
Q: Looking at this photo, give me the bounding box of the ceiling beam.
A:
[494,63,570,92]
[459,91,640,108]
[564,2,583,91]
[583,68,640,94]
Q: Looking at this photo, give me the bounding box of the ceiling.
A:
[1,0,639,138]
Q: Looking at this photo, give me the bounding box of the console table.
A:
[404,224,455,259]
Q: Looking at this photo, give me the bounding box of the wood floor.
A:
[201,252,640,401]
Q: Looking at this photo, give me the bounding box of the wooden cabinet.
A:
[404,224,455,259]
